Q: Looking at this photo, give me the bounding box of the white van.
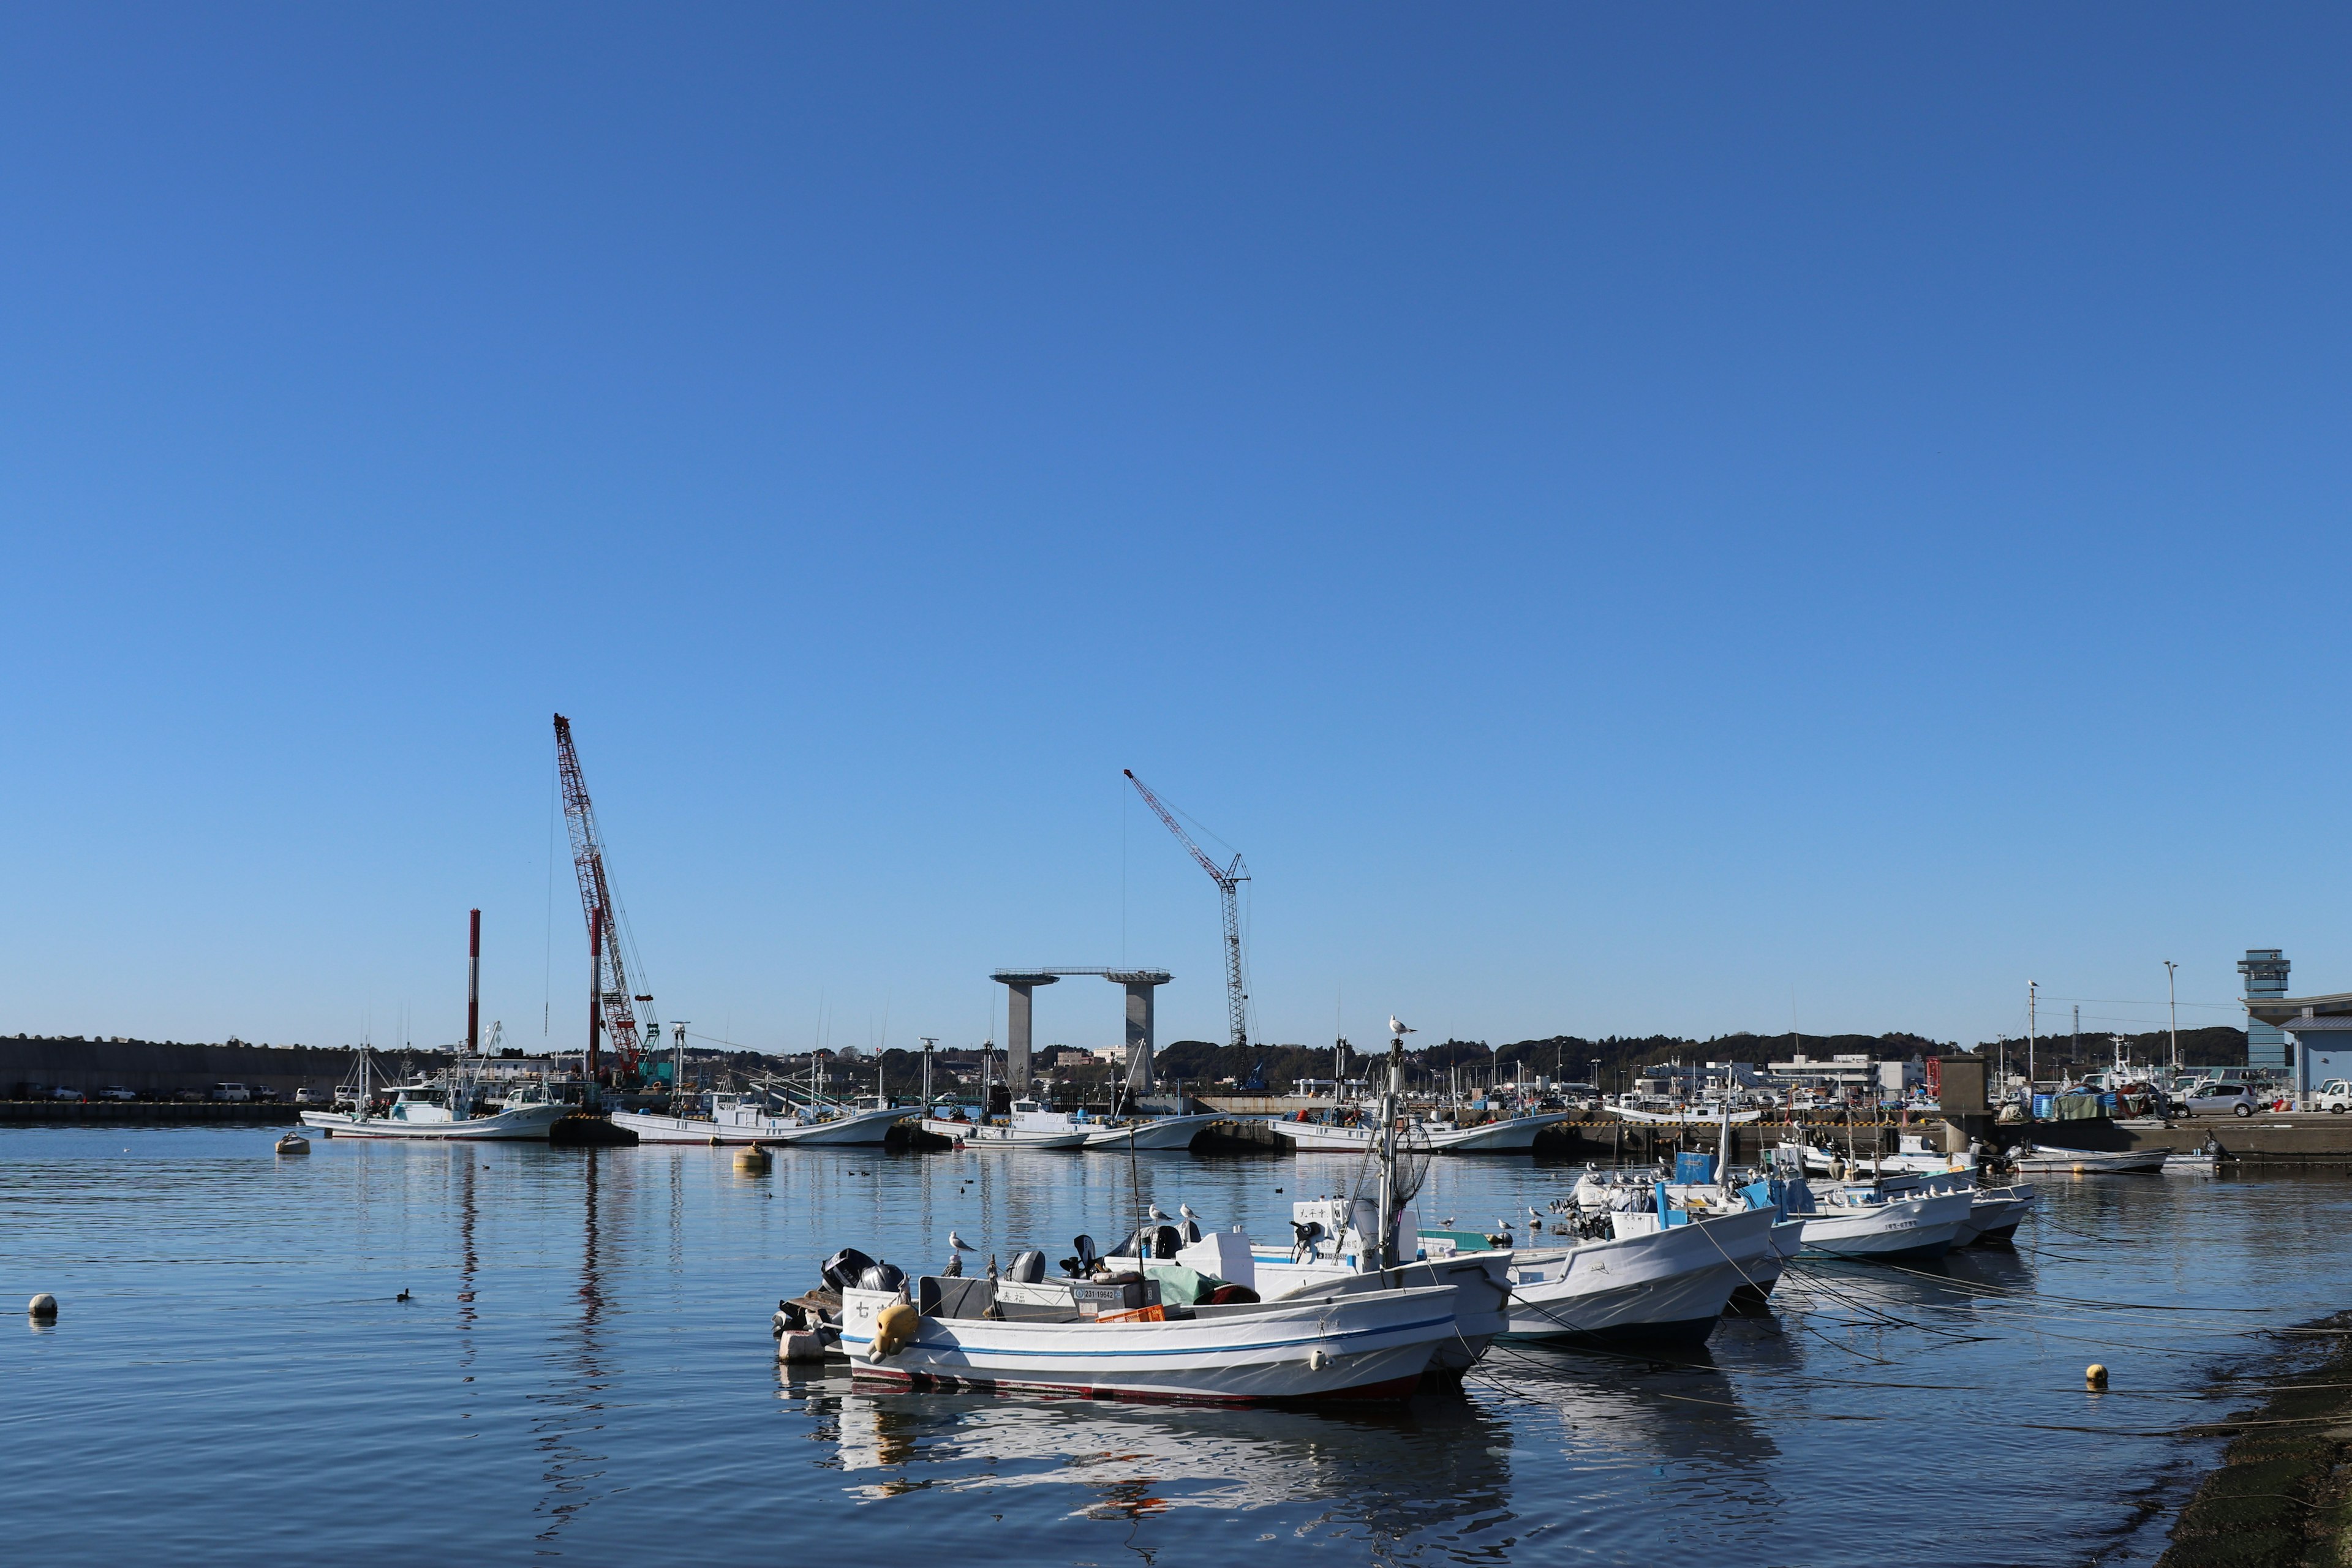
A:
[209,1082,252,1102]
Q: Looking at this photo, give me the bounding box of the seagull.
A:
[1178,1203,1200,1223]
[1389,1016,1415,1038]
[943,1229,976,1277]
[1147,1204,1170,1221]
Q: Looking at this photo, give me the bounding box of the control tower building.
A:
[2240,949,2292,1071]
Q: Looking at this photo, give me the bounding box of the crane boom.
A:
[554,714,647,1075]
[1123,769,1250,1050]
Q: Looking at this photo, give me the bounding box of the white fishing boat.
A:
[1264,1109,1574,1154]
[1081,1111,1226,1150]
[612,1094,907,1146]
[1495,1207,1777,1341]
[919,1099,1093,1149]
[1792,1182,1970,1260]
[1229,1199,1509,1373]
[301,1052,568,1142]
[1610,1104,1766,1126]
[2011,1143,2168,1175]
[836,1273,1460,1402]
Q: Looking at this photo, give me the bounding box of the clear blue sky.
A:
[4,6,2345,1057]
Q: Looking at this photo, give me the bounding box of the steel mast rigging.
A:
[1123,768,1250,1051]
[554,714,658,1079]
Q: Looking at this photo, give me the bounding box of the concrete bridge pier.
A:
[990,972,1058,1091]
[1106,971,1170,1093]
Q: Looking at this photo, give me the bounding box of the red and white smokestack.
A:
[467,908,481,1056]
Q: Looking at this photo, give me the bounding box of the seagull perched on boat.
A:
[1389,1016,1415,1038]
[1178,1203,1200,1223]
[1147,1204,1170,1221]
[943,1230,976,1277]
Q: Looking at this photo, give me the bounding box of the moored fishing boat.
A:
[300,1049,569,1141]
[1080,1111,1226,1150]
[2012,1143,2168,1175]
[1265,1109,1575,1154]
[835,1272,1461,1402]
[612,1094,907,1146]
[919,1099,1093,1149]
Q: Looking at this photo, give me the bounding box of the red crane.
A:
[1123,769,1250,1050]
[554,714,652,1078]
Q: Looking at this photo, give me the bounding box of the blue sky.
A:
[3,6,2346,1056]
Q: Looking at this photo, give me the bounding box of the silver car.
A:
[2183,1082,2260,1117]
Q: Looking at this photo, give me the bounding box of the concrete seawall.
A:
[0,1037,449,1101]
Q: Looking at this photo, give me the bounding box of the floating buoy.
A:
[2086,1363,2109,1391]
[275,1133,310,1156]
[734,1145,772,1174]
[777,1330,826,1363]
[1308,1347,1330,1371]
[28,1293,58,1321]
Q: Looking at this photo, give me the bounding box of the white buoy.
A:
[28,1293,58,1321]
[777,1330,826,1363]
[734,1145,772,1174]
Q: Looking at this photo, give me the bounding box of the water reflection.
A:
[806,1380,1515,1544]
[1490,1339,1782,1468]
[533,1149,616,1547]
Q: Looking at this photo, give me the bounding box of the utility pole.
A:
[2165,961,2180,1074]
[2027,981,2038,1099]
[2071,1005,2079,1065]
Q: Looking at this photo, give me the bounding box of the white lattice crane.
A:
[1123,769,1250,1050]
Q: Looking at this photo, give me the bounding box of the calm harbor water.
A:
[2,1125,2343,1565]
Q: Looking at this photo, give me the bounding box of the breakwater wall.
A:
[0,1036,451,1101]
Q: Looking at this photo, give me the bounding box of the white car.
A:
[97,1085,137,1101]
[2183,1082,2260,1117]
[2316,1079,2352,1114]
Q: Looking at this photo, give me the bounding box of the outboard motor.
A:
[1072,1234,1100,1272]
[822,1247,878,1292]
[1006,1250,1047,1284]
[1289,1219,1324,1262]
[1179,1218,1203,1245]
[855,1261,907,1295]
[1148,1224,1183,1259]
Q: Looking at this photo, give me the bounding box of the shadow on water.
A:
[793,1374,1516,1548]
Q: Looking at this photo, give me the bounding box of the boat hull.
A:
[300,1104,567,1141]
[1499,1209,1774,1342]
[2013,1145,2168,1175]
[1797,1191,1968,1259]
[612,1106,907,1146]
[1262,1115,1571,1154]
[1425,1112,1578,1151]
[1081,1113,1225,1150]
[918,1118,1091,1150]
[838,1284,1457,1403]
[1253,1254,1510,1374]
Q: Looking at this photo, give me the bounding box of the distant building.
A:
[2241,949,2292,1071]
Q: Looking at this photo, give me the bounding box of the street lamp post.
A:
[2163,963,2179,1076]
